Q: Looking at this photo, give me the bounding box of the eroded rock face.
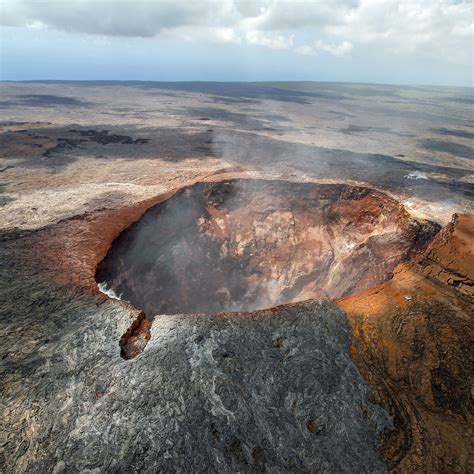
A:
[0,240,391,473]
[97,179,439,317]
[338,214,474,472]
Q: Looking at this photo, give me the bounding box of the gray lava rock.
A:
[0,235,391,473]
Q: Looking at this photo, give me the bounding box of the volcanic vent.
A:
[96,179,439,317]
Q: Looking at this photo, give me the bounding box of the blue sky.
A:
[1,0,473,87]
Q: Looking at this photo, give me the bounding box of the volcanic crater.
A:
[96,179,440,321]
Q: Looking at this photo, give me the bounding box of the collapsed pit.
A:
[96,179,439,318]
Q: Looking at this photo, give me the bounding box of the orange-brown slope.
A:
[30,192,173,296]
[337,214,473,472]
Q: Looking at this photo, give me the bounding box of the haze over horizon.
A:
[1,0,473,88]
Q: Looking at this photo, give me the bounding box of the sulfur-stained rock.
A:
[338,214,474,472]
[96,179,439,317]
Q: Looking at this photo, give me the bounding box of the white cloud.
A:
[294,40,353,57]
[25,20,47,30]
[162,26,242,45]
[0,1,237,37]
[325,0,473,64]
[246,30,294,50]
[1,0,472,64]
[294,45,315,56]
[241,0,359,31]
[313,40,353,57]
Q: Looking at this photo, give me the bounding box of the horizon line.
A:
[1,79,473,90]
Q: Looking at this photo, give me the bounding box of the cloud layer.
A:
[1,0,472,64]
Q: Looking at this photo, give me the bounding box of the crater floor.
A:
[97,179,439,316]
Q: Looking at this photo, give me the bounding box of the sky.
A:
[0,0,473,87]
